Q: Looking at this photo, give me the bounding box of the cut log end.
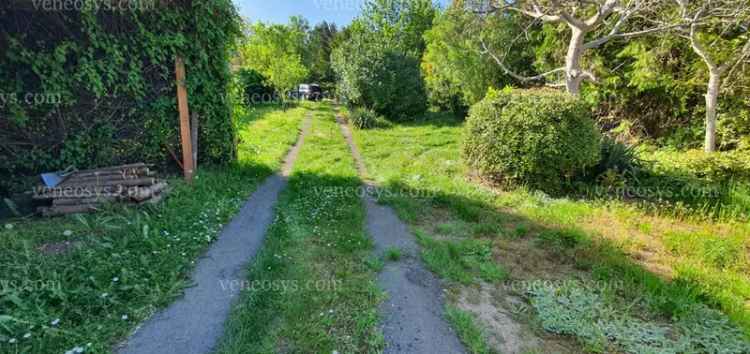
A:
[34,162,168,216]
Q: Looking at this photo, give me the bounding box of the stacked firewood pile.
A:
[34,163,168,216]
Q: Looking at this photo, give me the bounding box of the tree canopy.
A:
[238,21,309,99]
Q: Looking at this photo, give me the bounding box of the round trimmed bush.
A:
[463,89,601,190]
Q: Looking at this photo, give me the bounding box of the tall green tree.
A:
[239,21,309,104]
[332,0,436,119]
[306,21,338,84]
[674,0,750,152]
[422,1,537,113]
[479,0,678,95]
[360,0,437,57]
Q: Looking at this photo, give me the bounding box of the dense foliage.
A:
[331,0,434,120]
[421,1,749,151]
[236,68,274,105]
[349,107,380,129]
[463,89,601,191]
[528,281,750,354]
[0,1,242,196]
[238,21,308,103]
[305,22,338,85]
[421,1,536,115]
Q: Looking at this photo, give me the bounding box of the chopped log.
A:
[35,162,166,216]
[34,186,126,200]
[128,182,168,202]
[59,174,153,187]
[53,196,120,206]
[73,167,152,179]
[39,204,101,217]
[74,163,149,175]
[57,177,157,189]
[139,193,164,205]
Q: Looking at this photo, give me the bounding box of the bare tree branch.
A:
[480,40,565,83]
[723,38,750,83]
[584,23,684,49]
[584,0,620,28]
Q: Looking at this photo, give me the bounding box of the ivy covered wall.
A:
[0,0,242,195]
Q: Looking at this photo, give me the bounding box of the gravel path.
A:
[336,115,466,354]
[116,113,313,354]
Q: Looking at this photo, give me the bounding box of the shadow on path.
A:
[116,113,313,354]
[335,114,467,354]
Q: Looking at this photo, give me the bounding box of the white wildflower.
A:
[121,315,128,321]
[63,230,73,236]
[8,338,16,344]
[23,333,31,339]
[112,277,119,283]
[4,224,13,230]
[51,318,61,326]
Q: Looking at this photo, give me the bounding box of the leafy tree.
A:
[359,0,437,57]
[306,21,338,84]
[422,1,537,113]
[476,0,679,95]
[237,68,274,104]
[673,0,750,152]
[332,0,436,119]
[239,21,309,103]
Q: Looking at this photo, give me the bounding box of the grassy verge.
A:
[348,111,750,352]
[216,102,383,354]
[0,105,306,354]
[444,306,495,354]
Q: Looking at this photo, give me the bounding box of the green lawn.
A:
[348,111,750,353]
[3,102,747,354]
[0,105,306,353]
[216,102,384,354]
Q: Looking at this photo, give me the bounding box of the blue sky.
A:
[233,0,451,26]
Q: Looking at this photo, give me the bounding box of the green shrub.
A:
[592,137,643,178]
[237,68,274,105]
[349,107,380,129]
[366,51,428,120]
[640,148,750,183]
[333,42,427,120]
[463,88,601,191]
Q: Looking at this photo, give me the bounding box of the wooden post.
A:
[175,56,194,183]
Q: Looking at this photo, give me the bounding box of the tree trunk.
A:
[704,69,721,153]
[565,28,586,96]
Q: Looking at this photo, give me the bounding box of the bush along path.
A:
[116,112,313,354]
[335,113,466,354]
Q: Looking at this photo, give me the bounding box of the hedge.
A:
[463,88,601,191]
[0,0,242,196]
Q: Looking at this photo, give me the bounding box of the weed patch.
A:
[527,280,750,354]
[418,235,507,284]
